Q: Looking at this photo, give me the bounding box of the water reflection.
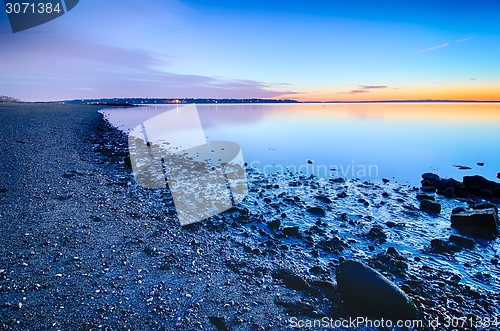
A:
[101,103,500,185]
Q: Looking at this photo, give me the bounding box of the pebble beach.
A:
[1,102,499,330]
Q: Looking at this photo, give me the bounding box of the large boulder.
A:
[463,175,500,194]
[451,208,499,235]
[336,260,418,320]
[422,173,440,182]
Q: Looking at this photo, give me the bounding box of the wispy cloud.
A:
[349,89,369,94]
[337,85,389,95]
[0,32,296,101]
[411,43,449,55]
[456,37,473,43]
[360,85,387,89]
[470,78,477,80]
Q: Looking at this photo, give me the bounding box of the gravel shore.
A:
[1,103,499,331]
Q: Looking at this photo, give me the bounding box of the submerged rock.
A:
[336,260,418,319]
[451,208,499,235]
[306,206,327,217]
[449,234,475,249]
[420,199,441,213]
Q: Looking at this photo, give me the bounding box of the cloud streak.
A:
[0,32,296,101]
[359,85,387,89]
[411,43,449,55]
[337,85,388,95]
[456,37,473,43]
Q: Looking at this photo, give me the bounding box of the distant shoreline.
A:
[50,98,500,105]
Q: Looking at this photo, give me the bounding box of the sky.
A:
[1,0,499,102]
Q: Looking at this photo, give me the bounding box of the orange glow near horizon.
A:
[278,85,500,102]
[251,102,500,123]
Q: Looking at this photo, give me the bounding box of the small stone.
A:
[307,160,313,164]
[420,199,441,213]
[416,194,435,201]
[449,234,475,249]
[471,201,497,211]
[306,206,326,217]
[283,226,301,238]
[451,208,499,235]
[382,178,390,183]
[272,269,311,291]
[268,219,281,230]
[452,207,467,214]
[477,162,484,166]
[431,239,461,253]
[209,317,229,331]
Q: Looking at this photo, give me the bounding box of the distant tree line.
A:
[0,95,21,102]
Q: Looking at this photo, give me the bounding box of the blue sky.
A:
[1,0,499,101]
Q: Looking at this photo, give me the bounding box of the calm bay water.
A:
[101,103,500,185]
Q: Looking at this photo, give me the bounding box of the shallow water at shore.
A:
[99,102,500,327]
[100,103,500,185]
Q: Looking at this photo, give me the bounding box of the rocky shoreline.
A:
[1,103,499,330]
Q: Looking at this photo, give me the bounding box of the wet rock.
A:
[471,201,497,211]
[317,237,348,254]
[306,206,326,217]
[422,173,440,182]
[309,265,328,274]
[451,208,499,235]
[385,221,397,228]
[209,316,230,331]
[430,239,461,253]
[452,207,467,215]
[283,226,301,238]
[314,196,332,203]
[477,162,484,166]
[268,219,281,231]
[463,175,500,194]
[124,155,132,168]
[497,172,500,179]
[382,192,390,197]
[441,187,456,199]
[366,226,387,243]
[369,248,408,277]
[449,235,475,249]
[336,260,418,319]
[272,269,311,291]
[416,194,435,201]
[420,199,441,213]
[420,186,436,193]
[382,178,390,183]
[337,191,348,198]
